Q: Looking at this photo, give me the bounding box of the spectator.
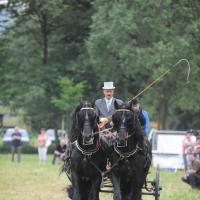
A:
[196,136,200,145]
[181,153,200,189]
[195,145,200,162]
[198,130,200,136]
[11,126,22,163]
[182,144,187,172]
[37,128,48,165]
[52,139,66,165]
[182,129,195,170]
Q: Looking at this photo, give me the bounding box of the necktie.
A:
[107,100,111,112]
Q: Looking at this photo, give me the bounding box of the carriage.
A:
[100,164,162,200]
[62,98,162,200]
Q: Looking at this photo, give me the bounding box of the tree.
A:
[0,0,95,139]
[87,0,200,130]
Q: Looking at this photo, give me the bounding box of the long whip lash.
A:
[128,59,190,103]
[103,59,191,122]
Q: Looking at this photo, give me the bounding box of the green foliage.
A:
[87,0,200,129]
[0,0,94,133]
[51,78,86,112]
[0,0,200,132]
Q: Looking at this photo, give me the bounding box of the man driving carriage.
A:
[95,82,123,128]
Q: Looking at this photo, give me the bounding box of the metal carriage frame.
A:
[100,164,162,200]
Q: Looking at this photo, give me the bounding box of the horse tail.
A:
[67,185,73,199]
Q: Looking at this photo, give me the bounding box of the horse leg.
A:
[91,175,101,200]
[71,170,82,200]
[121,180,131,200]
[111,171,121,200]
[130,176,142,200]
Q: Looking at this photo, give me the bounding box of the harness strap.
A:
[80,107,94,110]
[89,156,121,188]
[114,141,142,159]
[117,109,130,112]
[125,156,133,176]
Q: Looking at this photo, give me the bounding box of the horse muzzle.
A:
[82,130,94,145]
[116,137,128,147]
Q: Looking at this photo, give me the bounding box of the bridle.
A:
[77,103,96,145]
[115,109,135,147]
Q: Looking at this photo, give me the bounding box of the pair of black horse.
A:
[63,97,152,200]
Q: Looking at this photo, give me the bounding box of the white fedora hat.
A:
[102,82,115,89]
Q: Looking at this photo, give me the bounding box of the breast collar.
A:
[113,139,142,159]
[72,132,101,158]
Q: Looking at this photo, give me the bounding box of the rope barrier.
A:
[101,59,191,125]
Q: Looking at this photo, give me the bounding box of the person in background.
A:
[130,97,150,135]
[197,130,200,136]
[37,128,48,165]
[181,153,200,189]
[182,143,187,172]
[195,145,200,162]
[196,136,200,145]
[52,139,66,165]
[11,126,22,163]
[182,129,195,170]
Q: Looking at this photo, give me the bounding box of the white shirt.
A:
[105,97,113,112]
[105,97,113,104]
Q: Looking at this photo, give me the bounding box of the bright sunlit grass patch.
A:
[0,154,199,200]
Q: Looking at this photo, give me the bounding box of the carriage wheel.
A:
[155,165,160,200]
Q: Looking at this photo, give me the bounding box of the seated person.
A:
[195,145,200,162]
[52,139,67,165]
[181,153,200,189]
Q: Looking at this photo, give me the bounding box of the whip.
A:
[100,59,191,125]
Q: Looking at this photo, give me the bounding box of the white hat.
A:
[102,82,115,89]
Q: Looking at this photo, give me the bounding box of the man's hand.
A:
[184,174,188,180]
[60,153,65,159]
[100,118,108,123]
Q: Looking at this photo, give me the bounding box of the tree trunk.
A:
[42,14,47,64]
[158,97,168,130]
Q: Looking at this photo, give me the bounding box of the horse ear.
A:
[79,97,82,104]
[91,96,95,108]
[114,100,119,110]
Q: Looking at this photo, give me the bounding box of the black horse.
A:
[109,100,152,200]
[64,97,108,200]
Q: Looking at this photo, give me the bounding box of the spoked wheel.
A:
[155,164,160,200]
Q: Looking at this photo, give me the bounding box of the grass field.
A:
[0,154,199,200]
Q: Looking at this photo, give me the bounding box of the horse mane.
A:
[130,108,146,127]
[69,103,82,142]
[130,109,145,147]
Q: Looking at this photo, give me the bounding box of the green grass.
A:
[0,154,199,200]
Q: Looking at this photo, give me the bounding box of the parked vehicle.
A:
[45,129,66,143]
[2,128,32,145]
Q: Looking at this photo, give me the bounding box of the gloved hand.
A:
[100,118,108,123]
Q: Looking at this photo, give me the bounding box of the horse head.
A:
[113,100,136,147]
[76,97,97,145]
